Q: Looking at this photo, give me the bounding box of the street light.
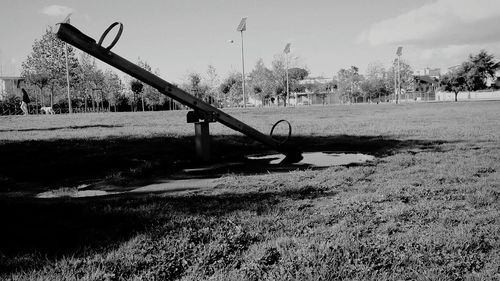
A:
[283,43,291,106]
[236,17,247,108]
[395,46,403,104]
[393,58,397,103]
[63,13,73,113]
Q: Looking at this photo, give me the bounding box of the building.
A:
[293,76,338,105]
[413,67,441,79]
[408,67,441,101]
[0,76,24,100]
[299,76,332,85]
[413,75,439,101]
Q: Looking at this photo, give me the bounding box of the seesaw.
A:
[56,21,303,163]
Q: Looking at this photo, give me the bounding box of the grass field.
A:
[0,101,499,280]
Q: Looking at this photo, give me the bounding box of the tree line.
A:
[18,28,179,113]
[180,56,415,107]
[183,56,309,108]
[6,28,499,114]
[332,50,498,104]
[16,28,312,112]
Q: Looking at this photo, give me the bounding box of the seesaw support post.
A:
[194,122,210,162]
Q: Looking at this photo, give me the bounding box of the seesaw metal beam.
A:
[56,23,302,162]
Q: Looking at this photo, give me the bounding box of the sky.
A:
[1,0,500,83]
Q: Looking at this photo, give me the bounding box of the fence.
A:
[435,90,500,101]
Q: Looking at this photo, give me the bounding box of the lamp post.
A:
[395,46,403,104]
[63,14,72,113]
[64,43,72,113]
[393,58,397,102]
[283,43,291,106]
[237,17,247,108]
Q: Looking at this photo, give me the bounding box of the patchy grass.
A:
[0,101,499,280]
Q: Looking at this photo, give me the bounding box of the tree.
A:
[204,65,220,106]
[288,67,309,104]
[130,80,143,112]
[0,93,21,115]
[220,72,242,107]
[134,59,163,111]
[437,50,497,102]
[271,55,287,105]
[464,50,497,91]
[248,59,275,106]
[103,70,123,111]
[270,55,306,106]
[75,53,103,111]
[337,66,363,103]
[360,62,389,102]
[148,68,164,110]
[23,73,50,110]
[288,68,308,83]
[90,69,105,111]
[181,72,209,103]
[440,68,467,102]
[21,27,79,108]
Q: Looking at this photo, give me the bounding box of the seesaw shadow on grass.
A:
[0,134,448,274]
[0,186,334,274]
[0,134,446,195]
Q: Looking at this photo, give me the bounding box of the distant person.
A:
[21,88,30,115]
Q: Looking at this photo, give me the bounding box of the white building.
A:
[413,68,441,79]
[0,76,24,100]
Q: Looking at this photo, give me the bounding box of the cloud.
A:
[360,0,500,46]
[40,5,74,17]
